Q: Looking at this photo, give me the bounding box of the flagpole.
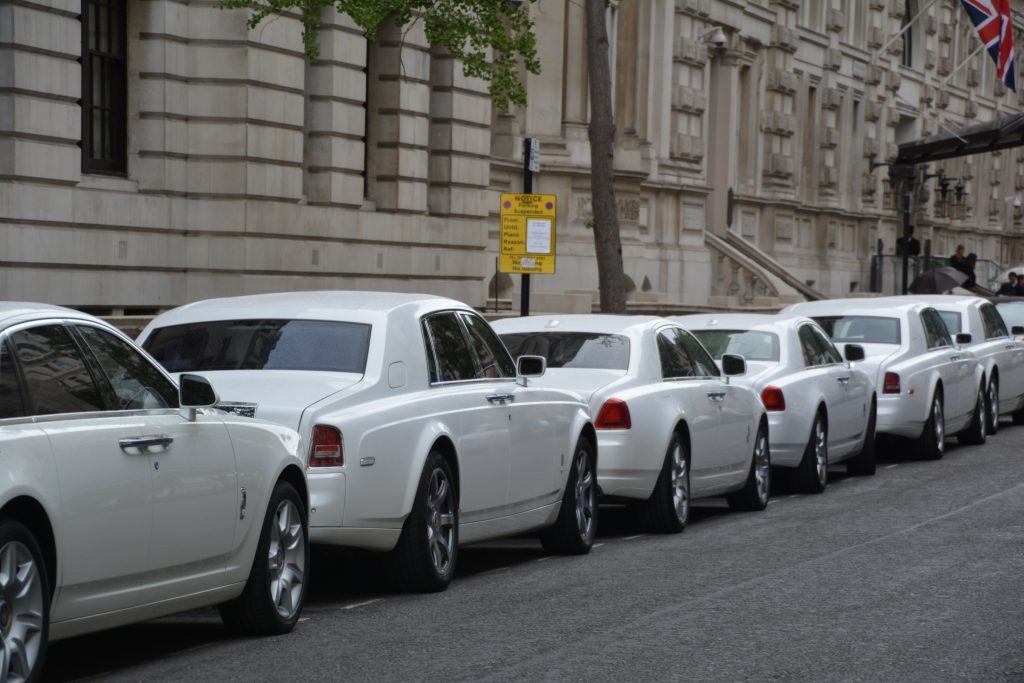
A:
[869,0,942,65]
[936,42,988,88]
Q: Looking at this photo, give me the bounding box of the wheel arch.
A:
[578,422,597,468]
[276,464,309,513]
[0,496,56,597]
[429,435,460,505]
[671,419,691,456]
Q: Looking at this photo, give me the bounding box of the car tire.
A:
[638,432,689,533]
[795,412,828,494]
[220,480,309,635]
[915,391,945,460]
[958,384,988,446]
[391,451,458,593]
[540,436,597,554]
[847,398,877,476]
[0,519,48,683]
[987,376,1000,435]
[726,422,771,511]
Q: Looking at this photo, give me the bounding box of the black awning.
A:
[896,111,1024,165]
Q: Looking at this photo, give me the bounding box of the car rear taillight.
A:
[883,372,901,395]
[309,425,344,467]
[760,386,786,411]
[595,398,632,429]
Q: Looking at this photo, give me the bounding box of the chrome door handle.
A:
[706,391,726,402]
[836,376,851,384]
[486,394,515,404]
[119,435,173,453]
[949,355,962,362]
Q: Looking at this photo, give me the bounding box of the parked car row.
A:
[2,290,1021,679]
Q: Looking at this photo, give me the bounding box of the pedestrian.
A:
[950,244,969,274]
[997,272,1018,296]
[964,252,978,290]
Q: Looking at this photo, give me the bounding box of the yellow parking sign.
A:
[499,193,556,274]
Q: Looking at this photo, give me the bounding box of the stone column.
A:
[561,0,588,137]
[706,47,741,236]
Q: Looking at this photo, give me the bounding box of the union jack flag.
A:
[960,0,1016,91]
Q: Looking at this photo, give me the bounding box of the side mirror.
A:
[517,355,546,378]
[721,353,746,376]
[180,373,218,413]
[955,332,972,345]
[1012,326,1024,336]
[844,344,865,362]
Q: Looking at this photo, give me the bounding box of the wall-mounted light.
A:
[698,26,728,47]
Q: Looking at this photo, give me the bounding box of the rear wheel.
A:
[987,376,1000,435]
[638,433,689,533]
[795,413,828,494]
[391,452,458,592]
[726,423,770,511]
[540,436,597,554]
[915,392,945,460]
[0,520,47,683]
[847,398,877,476]
[958,384,987,446]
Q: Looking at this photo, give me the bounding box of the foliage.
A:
[217,0,540,108]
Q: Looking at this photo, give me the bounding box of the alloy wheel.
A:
[814,419,828,486]
[754,429,770,504]
[425,468,455,576]
[934,398,944,454]
[0,541,43,683]
[988,380,999,430]
[977,389,987,440]
[574,450,596,539]
[268,499,306,620]
[670,442,689,524]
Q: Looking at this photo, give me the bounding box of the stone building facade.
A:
[1,0,1023,313]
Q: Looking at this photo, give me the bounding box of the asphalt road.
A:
[44,425,1024,682]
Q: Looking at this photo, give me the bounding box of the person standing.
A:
[997,272,1019,296]
[950,244,969,274]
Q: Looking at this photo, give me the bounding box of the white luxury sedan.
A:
[138,292,597,593]
[784,299,987,459]
[493,315,770,534]
[901,295,1024,433]
[674,314,876,493]
[0,303,309,681]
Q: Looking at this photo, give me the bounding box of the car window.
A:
[691,330,779,361]
[996,303,1024,329]
[0,341,26,419]
[674,329,719,377]
[921,310,952,349]
[658,328,695,379]
[143,319,371,374]
[500,332,630,370]
[9,325,106,415]
[76,325,179,410]
[980,305,1008,339]
[797,325,820,367]
[809,325,843,365]
[459,313,516,379]
[422,313,477,383]
[814,316,901,344]
[936,311,962,336]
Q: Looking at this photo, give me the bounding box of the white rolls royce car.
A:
[138,292,596,593]
[784,299,987,459]
[493,315,769,534]
[674,314,876,493]
[0,303,309,681]
[904,295,1024,432]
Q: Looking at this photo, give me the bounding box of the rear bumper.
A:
[595,430,659,500]
[766,412,808,468]
[876,394,927,438]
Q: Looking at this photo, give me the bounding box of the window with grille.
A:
[81,0,128,174]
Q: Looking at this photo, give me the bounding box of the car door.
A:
[980,303,1024,408]
[808,323,864,449]
[73,323,239,597]
[920,309,973,422]
[796,324,850,449]
[458,312,561,512]
[5,323,156,622]
[422,312,512,523]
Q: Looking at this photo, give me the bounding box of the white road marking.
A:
[534,555,554,563]
[885,464,899,469]
[592,542,605,549]
[622,534,645,541]
[299,617,310,622]
[342,598,384,610]
[787,494,799,499]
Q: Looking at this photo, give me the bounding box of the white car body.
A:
[900,295,1024,427]
[137,293,594,555]
[673,313,875,469]
[0,304,307,646]
[492,315,767,503]
[783,299,984,441]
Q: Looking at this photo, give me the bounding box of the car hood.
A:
[531,368,628,403]
[177,370,363,430]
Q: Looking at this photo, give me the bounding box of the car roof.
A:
[145,291,469,327]
[0,302,101,329]
[492,314,667,336]
[879,294,986,308]
[784,298,928,316]
[673,313,778,330]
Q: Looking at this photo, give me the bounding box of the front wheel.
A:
[726,423,771,511]
[987,376,1000,435]
[220,480,309,635]
[638,432,689,533]
[847,399,877,476]
[957,384,987,446]
[795,413,828,494]
[540,437,597,554]
[391,452,458,592]
[0,520,48,683]
[915,392,945,460]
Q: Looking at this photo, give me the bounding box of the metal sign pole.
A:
[521,137,534,317]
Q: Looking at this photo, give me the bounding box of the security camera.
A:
[1014,197,1022,209]
[710,27,727,47]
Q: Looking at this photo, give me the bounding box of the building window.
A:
[901,0,915,68]
[81,0,128,174]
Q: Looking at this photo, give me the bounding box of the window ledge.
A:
[77,173,139,194]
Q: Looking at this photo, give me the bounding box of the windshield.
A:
[813,316,901,344]
[143,319,371,373]
[936,311,962,336]
[690,330,779,361]
[996,303,1024,328]
[499,332,630,370]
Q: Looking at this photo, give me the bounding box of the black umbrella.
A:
[909,267,968,294]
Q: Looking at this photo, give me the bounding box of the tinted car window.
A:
[691,330,780,361]
[144,319,371,374]
[423,313,477,382]
[797,325,820,367]
[674,329,719,377]
[460,313,515,378]
[0,341,26,419]
[921,310,952,349]
[936,311,962,336]
[980,305,1008,339]
[814,316,901,344]
[809,325,843,365]
[658,329,695,379]
[995,302,1024,329]
[10,325,105,415]
[500,332,630,370]
[77,325,179,409]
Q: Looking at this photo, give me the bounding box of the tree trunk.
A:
[584,0,627,313]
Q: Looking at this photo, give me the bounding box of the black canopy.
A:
[896,111,1024,166]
